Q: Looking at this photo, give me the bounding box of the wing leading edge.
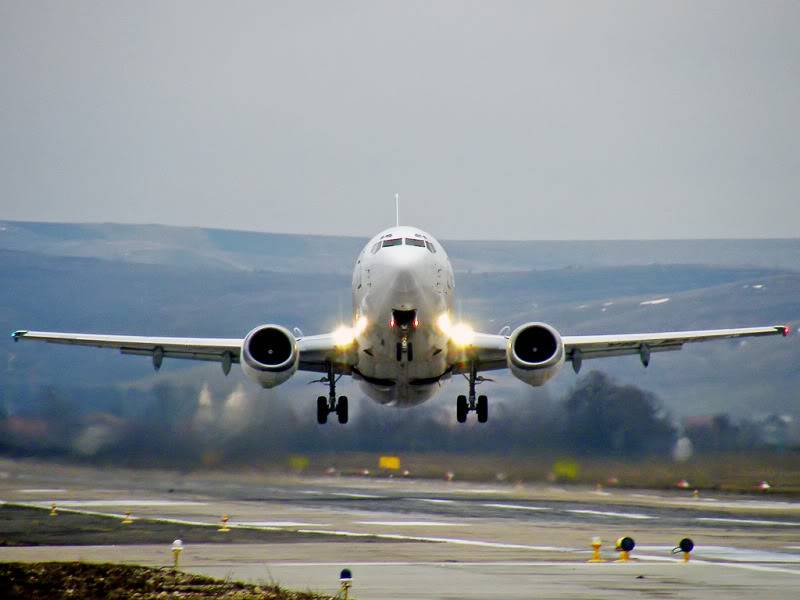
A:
[11,329,351,376]
[563,325,789,372]
[465,324,789,374]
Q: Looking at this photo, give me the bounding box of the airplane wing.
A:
[11,329,351,375]
[459,325,789,374]
[561,325,789,372]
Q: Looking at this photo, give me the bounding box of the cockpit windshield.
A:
[382,238,403,247]
[405,238,426,247]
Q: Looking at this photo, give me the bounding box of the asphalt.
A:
[1,459,800,599]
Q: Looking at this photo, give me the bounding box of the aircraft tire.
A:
[317,396,328,424]
[456,395,468,423]
[476,395,488,423]
[337,396,349,424]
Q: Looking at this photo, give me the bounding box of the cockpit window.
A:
[370,242,381,254]
[405,238,426,247]
[382,238,403,247]
[425,241,436,253]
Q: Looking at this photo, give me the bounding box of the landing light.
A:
[333,317,369,348]
[436,313,474,347]
[333,326,356,347]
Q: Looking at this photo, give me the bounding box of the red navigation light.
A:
[389,317,395,328]
[413,318,420,329]
[783,326,791,337]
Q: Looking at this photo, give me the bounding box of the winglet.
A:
[12,330,27,342]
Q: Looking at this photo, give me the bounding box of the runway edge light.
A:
[672,538,694,563]
[614,537,635,562]
[587,536,606,563]
[171,539,183,569]
[218,514,231,532]
[339,568,353,600]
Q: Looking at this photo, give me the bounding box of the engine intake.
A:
[508,322,564,386]
[240,325,299,388]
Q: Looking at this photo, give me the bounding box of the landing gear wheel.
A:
[317,396,328,424]
[336,396,349,424]
[476,395,488,423]
[456,395,468,423]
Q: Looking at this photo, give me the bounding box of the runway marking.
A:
[667,499,800,510]
[16,488,67,493]
[481,503,551,512]
[635,555,800,575]
[456,488,512,495]
[329,492,383,499]
[299,490,325,495]
[566,509,655,520]
[639,545,800,563]
[29,499,208,507]
[297,529,569,551]
[418,499,455,504]
[237,521,330,528]
[355,521,468,527]
[219,560,800,574]
[696,517,800,527]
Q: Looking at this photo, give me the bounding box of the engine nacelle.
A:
[507,322,565,386]
[240,325,299,388]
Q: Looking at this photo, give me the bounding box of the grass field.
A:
[296,451,800,495]
[0,562,331,599]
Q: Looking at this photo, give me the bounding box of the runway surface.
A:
[2,459,800,598]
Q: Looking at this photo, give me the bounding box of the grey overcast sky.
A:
[1,1,798,240]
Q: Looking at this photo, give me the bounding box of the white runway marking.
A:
[481,503,551,512]
[640,545,800,564]
[237,521,330,528]
[418,498,455,504]
[329,492,383,499]
[566,509,655,520]
[30,500,208,507]
[668,499,800,510]
[355,521,468,527]
[16,489,67,493]
[696,517,800,527]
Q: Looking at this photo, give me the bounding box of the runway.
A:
[2,459,800,598]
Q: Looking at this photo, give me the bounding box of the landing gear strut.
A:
[315,362,348,424]
[456,362,490,423]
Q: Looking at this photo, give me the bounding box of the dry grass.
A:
[0,562,333,600]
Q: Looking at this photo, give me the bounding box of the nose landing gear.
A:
[456,363,491,423]
[313,363,348,424]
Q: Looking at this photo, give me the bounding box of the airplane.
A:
[12,223,790,425]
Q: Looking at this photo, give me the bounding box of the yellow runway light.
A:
[218,514,231,532]
[587,537,606,563]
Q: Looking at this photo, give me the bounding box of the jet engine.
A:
[507,322,565,386]
[240,325,299,388]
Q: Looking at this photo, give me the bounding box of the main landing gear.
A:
[456,363,490,424]
[314,363,348,424]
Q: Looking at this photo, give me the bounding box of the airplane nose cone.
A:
[386,247,428,296]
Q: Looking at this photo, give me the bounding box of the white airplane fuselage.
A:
[351,226,455,406]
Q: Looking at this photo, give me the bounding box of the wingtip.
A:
[780,325,791,337]
[12,330,27,342]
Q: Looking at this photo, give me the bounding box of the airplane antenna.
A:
[395,193,400,227]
